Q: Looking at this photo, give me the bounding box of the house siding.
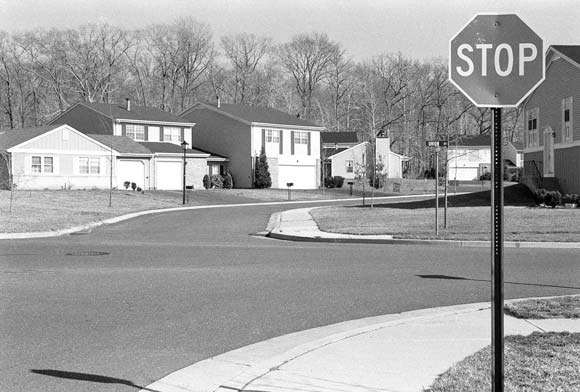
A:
[525,58,580,146]
[21,127,110,152]
[186,108,252,187]
[555,146,580,194]
[523,50,580,193]
[11,152,113,190]
[49,104,113,134]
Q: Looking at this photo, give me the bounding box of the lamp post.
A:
[181,140,189,205]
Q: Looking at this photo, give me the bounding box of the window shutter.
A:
[160,126,164,141]
[262,129,266,151]
[307,132,311,155]
[181,128,185,143]
[144,125,149,141]
[121,124,126,137]
[291,131,295,155]
[279,130,283,154]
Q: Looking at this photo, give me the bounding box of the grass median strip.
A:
[505,295,580,319]
[426,332,580,392]
[429,296,580,391]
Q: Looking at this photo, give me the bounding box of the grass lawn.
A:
[311,184,580,242]
[427,332,580,392]
[429,296,580,392]
[505,295,580,319]
[0,187,353,233]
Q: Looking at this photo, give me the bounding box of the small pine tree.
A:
[254,147,272,188]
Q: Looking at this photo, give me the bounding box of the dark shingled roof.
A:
[0,125,61,150]
[87,134,153,155]
[209,103,321,128]
[81,102,191,124]
[321,132,359,144]
[324,148,349,157]
[453,134,490,147]
[138,142,209,155]
[552,45,580,66]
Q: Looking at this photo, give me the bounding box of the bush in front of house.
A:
[223,171,234,189]
[123,181,130,190]
[479,172,491,181]
[534,188,562,208]
[324,176,344,188]
[211,174,224,189]
[563,193,580,206]
[254,147,272,189]
[203,174,211,189]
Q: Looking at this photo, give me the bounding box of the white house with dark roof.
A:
[447,134,520,181]
[180,102,325,189]
[0,124,222,191]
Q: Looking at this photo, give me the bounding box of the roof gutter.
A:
[115,119,196,127]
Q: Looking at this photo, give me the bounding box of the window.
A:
[163,127,181,142]
[32,156,42,173]
[346,160,354,173]
[79,157,100,174]
[31,156,54,174]
[125,124,145,141]
[294,131,309,144]
[44,157,53,173]
[563,97,573,143]
[526,108,539,147]
[265,129,280,143]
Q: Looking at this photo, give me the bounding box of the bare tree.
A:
[278,32,341,120]
[220,32,271,104]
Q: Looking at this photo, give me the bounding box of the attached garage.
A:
[117,159,146,189]
[449,167,479,181]
[155,160,183,190]
[277,165,317,189]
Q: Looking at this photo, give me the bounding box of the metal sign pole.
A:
[491,107,504,392]
[435,148,439,236]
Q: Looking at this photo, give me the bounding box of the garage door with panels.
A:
[156,160,182,190]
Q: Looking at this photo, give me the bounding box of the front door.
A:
[543,127,555,177]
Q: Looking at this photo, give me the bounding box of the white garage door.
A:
[156,161,182,190]
[118,160,145,189]
[277,165,317,189]
[450,167,478,181]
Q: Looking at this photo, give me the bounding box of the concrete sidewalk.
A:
[141,301,580,392]
[266,207,580,248]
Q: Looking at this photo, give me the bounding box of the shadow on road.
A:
[30,369,160,392]
[416,274,580,290]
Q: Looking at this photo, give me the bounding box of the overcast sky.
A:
[1,0,578,61]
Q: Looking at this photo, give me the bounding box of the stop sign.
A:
[449,14,545,107]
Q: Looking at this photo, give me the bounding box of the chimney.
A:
[125,97,131,111]
[216,95,221,108]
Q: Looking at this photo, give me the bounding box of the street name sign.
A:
[449,13,545,107]
[426,141,448,147]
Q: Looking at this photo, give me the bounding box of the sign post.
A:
[426,141,448,235]
[449,13,544,392]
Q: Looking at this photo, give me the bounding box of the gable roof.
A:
[0,125,62,150]
[321,132,358,144]
[182,102,324,129]
[452,134,490,147]
[550,45,580,68]
[51,102,195,125]
[87,134,152,155]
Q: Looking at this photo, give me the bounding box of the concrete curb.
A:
[140,301,491,392]
[141,296,580,392]
[267,207,580,249]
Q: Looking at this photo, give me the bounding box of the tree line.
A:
[0,18,522,178]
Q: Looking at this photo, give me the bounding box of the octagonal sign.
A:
[449,14,545,107]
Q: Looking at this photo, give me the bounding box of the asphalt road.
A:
[1,201,579,392]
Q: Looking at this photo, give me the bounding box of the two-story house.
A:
[523,45,580,194]
[49,99,224,190]
[180,102,325,189]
